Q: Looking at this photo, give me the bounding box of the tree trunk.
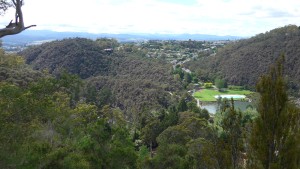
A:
[0,0,36,38]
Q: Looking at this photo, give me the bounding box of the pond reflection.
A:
[201,101,253,114]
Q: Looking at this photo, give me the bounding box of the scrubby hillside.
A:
[185,25,300,95]
[0,49,43,87]
[20,38,112,79]
[20,38,183,114]
[85,56,182,115]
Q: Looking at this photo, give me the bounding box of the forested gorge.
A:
[20,38,183,115]
[185,25,300,96]
[0,33,299,168]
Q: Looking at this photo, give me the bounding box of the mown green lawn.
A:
[194,89,253,101]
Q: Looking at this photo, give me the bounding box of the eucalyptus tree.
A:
[0,0,36,38]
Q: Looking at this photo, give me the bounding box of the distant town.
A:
[1,30,239,53]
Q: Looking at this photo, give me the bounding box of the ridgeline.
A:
[185,25,300,96]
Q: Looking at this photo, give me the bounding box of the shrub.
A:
[204,83,213,88]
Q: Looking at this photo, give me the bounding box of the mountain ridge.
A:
[2,29,242,45]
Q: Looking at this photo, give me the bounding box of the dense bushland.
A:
[185,25,300,96]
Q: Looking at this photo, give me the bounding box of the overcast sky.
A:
[1,0,300,37]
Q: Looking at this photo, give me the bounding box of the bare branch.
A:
[12,0,16,6]
[0,0,12,15]
[23,24,36,30]
[0,0,36,38]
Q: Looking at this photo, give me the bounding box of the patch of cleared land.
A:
[194,89,253,102]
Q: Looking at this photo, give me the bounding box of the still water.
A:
[201,101,253,114]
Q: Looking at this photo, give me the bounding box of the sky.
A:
[1,0,300,37]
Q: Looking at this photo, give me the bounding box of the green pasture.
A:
[194,89,253,102]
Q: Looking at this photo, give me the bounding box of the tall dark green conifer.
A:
[249,55,300,169]
[177,97,188,112]
[222,99,243,169]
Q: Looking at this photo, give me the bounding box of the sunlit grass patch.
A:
[194,89,253,101]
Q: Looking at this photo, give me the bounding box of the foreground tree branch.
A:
[0,0,36,38]
[0,0,12,15]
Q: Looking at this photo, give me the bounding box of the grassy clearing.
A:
[194,89,253,102]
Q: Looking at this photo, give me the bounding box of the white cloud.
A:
[1,0,300,36]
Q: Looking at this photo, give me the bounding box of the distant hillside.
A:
[2,30,241,46]
[20,38,113,79]
[20,38,183,114]
[185,25,300,95]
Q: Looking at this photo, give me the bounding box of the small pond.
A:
[201,101,253,114]
[214,94,246,99]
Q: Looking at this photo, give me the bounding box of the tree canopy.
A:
[248,55,300,169]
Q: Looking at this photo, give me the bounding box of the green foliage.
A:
[141,119,163,147]
[221,99,244,169]
[228,85,245,90]
[184,25,300,96]
[249,55,300,169]
[10,38,196,169]
[85,86,114,108]
[0,52,25,68]
[62,153,90,169]
[140,109,181,145]
[200,108,210,120]
[0,79,72,168]
[187,101,201,114]
[204,82,213,88]
[0,74,137,168]
[184,72,192,84]
[137,146,150,169]
[0,50,43,87]
[98,56,181,113]
[177,97,188,112]
[20,38,184,118]
[173,65,184,79]
[214,77,227,89]
[20,38,112,79]
[6,34,300,169]
[152,144,189,169]
[141,114,216,169]
[95,38,119,50]
[186,138,218,169]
